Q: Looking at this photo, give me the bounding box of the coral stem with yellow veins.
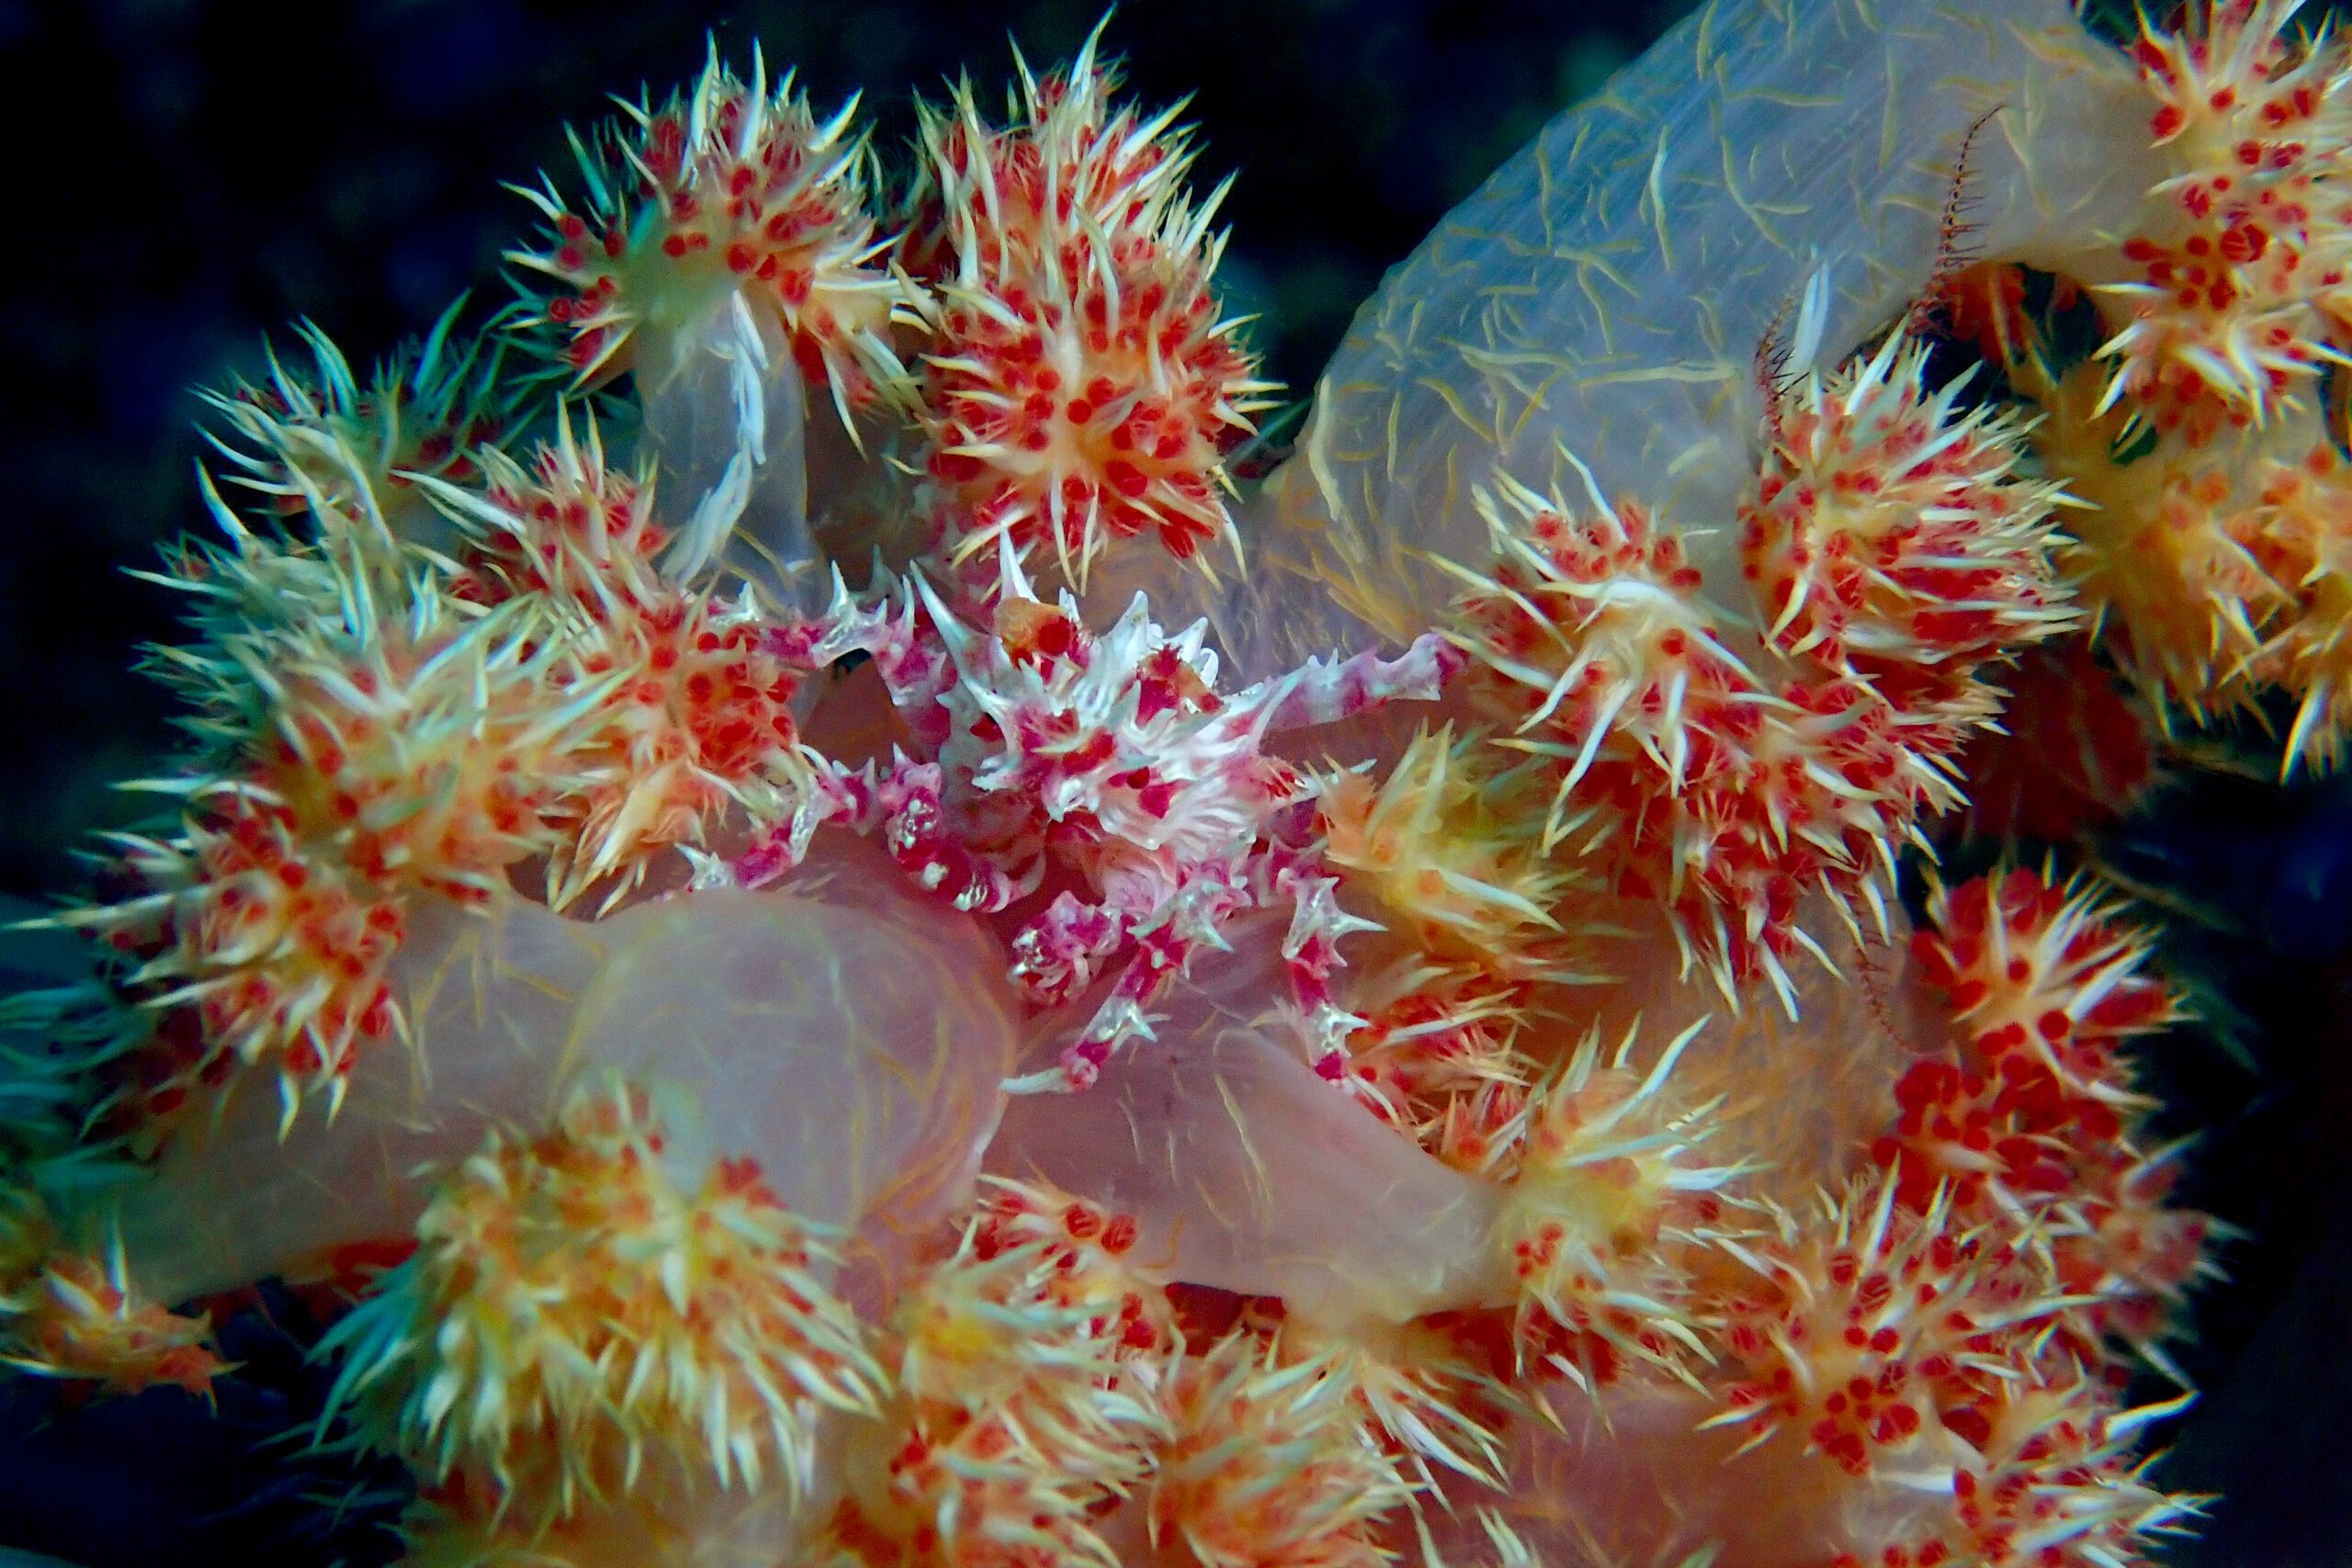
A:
[318,1074,879,1529]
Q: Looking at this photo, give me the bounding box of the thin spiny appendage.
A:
[2097,0,2352,427]
[1444,472,1760,829]
[1893,869,2213,1363]
[243,593,592,904]
[318,1075,879,1529]
[1148,1332,1414,1568]
[818,1180,1171,1568]
[1739,332,2075,671]
[1812,1379,2204,1568]
[1315,726,1586,985]
[1295,1314,1514,1495]
[905,28,1275,593]
[0,1239,222,1396]
[509,48,915,416]
[1912,870,2181,1108]
[424,416,842,903]
[1336,955,1534,1146]
[200,303,532,564]
[1489,1020,1735,1394]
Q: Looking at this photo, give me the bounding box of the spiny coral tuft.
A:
[320,1076,879,1528]
[1741,332,2074,670]
[0,1240,222,1396]
[905,28,1274,592]
[820,1179,1170,1568]
[1149,1332,1412,1568]
[2100,0,2352,424]
[512,48,914,415]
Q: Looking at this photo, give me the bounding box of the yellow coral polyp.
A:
[0,1241,221,1397]
[820,1182,1170,1568]
[424,414,840,904]
[254,597,589,904]
[1491,1020,1727,1392]
[320,1076,878,1528]
[1148,1335,1409,1568]
[2028,356,2281,723]
[1316,727,1581,982]
[2244,445,2352,768]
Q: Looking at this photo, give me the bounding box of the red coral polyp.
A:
[1740,333,2072,670]
[512,51,912,417]
[908,33,1272,593]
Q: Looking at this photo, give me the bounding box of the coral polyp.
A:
[906,29,1274,594]
[1740,333,2073,671]
[22,1,2343,1564]
[320,1074,880,1524]
[512,51,913,413]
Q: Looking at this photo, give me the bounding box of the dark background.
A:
[2,1,2350,1564]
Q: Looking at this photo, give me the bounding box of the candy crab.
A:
[749,553,1462,1091]
[4,0,2327,1564]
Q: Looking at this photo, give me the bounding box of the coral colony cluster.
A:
[24,0,2352,1561]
